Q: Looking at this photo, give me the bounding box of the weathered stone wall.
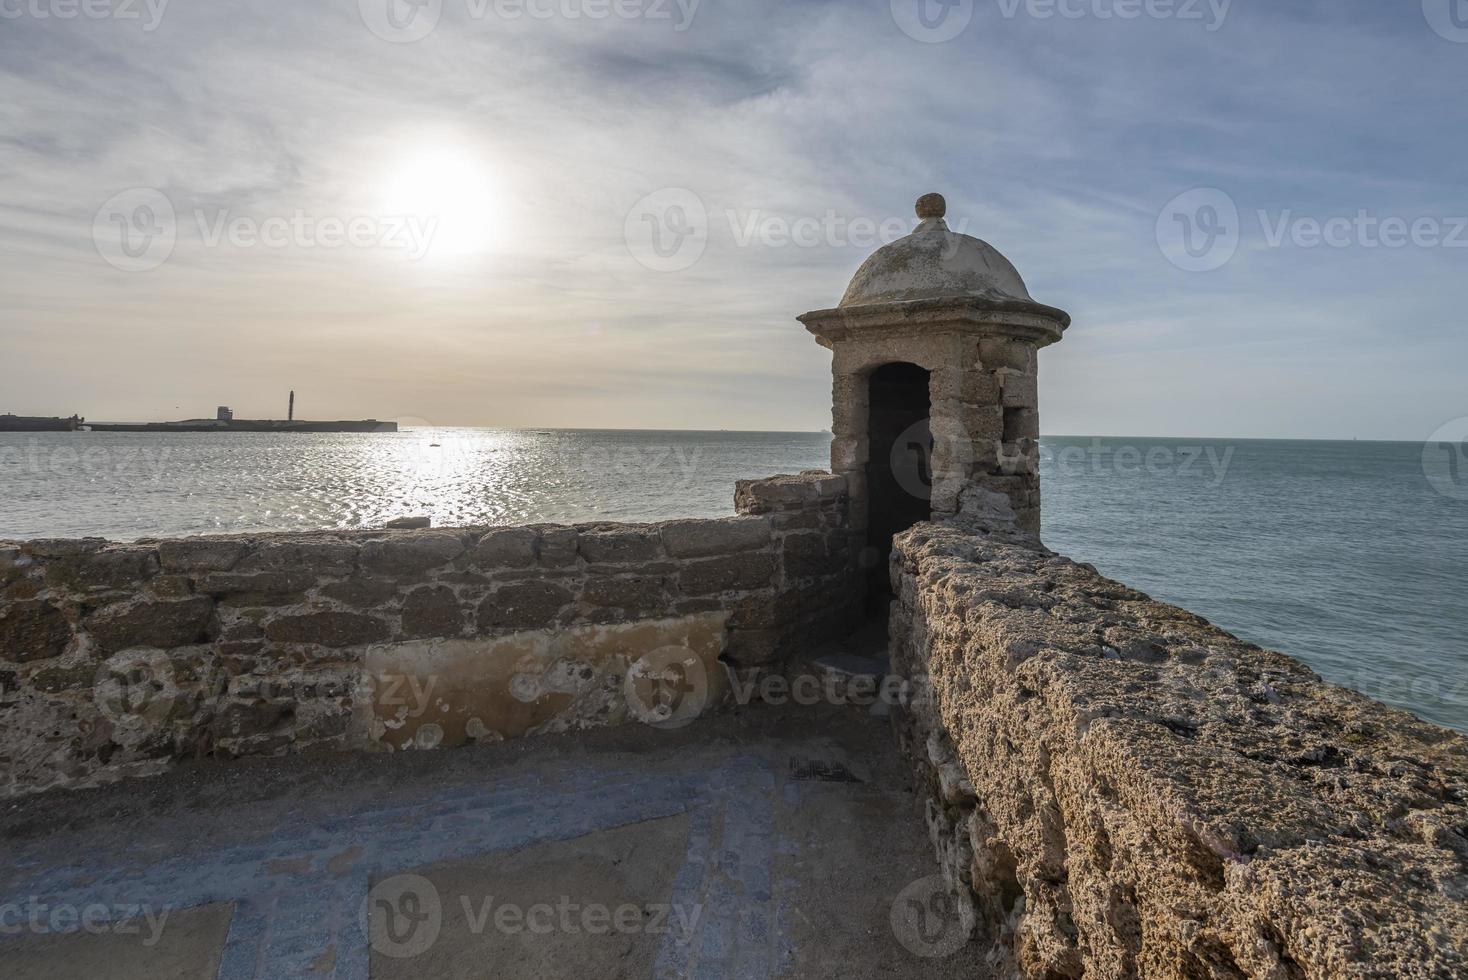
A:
[890,517,1468,979]
[0,472,857,798]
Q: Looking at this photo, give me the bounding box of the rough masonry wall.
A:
[890,519,1468,980]
[0,472,856,798]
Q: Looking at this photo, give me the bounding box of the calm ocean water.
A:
[1,430,1464,733]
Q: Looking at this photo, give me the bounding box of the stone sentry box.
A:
[799,193,1070,560]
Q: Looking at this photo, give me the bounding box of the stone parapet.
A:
[0,473,858,798]
[889,520,1468,979]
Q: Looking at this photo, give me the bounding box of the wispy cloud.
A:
[0,0,1464,437]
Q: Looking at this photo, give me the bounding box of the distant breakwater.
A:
[83,419,397,434]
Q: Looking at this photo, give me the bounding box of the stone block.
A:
[997,441,1039,476]
[319,577,399,608]
[735,473,844,515]
[831,398,866,440]
[361,533,465,576]
[929,396,963,428]
[536,526,579,567]
[20,538,107,558]
[959,403,1005,444]
[930,415,977,464]
[400,585,466,639]
[576,526,661,564]
[28,663,98,693]
[728,593,778,629]
[803,471,847,501]
[45,548,159,590]
[829,436,867,474]
[961,371,1003,406]
[1003,408,1040,442]
[582,575,667,614]
[0,600,72,663]
[237,539,357,574]
[678,553,777,596]
[931,474,964,516]
[87,597,214,654]
[157,538,247,573]
[735,477,812,514]
[832,373,867,413]
[476,581,573,630]
[927,367,963,403]
[264,612,389,648]
[782,532,844,580]
[773,509,823,531]
[660,517,771,559]
[221,621,263,641]
[149,575,194,599]
[979,337,1036,373]
[471,527,538,568]
[216,641,265,671]
[999,372,1038,408]
[198,570,318,596]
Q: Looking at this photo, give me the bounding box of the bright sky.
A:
[1,0,1464,438]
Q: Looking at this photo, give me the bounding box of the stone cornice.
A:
[798,295,1070,349]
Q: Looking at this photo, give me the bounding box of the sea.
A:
[2,429,1464,734]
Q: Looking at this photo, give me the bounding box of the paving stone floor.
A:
[0,705,981,979]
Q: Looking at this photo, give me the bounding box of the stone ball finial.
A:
[915,193,946,220]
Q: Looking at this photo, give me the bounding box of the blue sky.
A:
[1,0,1464,438]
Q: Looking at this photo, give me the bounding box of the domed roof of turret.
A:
[838,193,1034,309]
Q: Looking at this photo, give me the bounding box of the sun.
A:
[381,144,501,258]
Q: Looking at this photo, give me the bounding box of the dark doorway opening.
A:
[864,362,932,612]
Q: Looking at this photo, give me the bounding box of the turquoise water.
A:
[1,430,1463,733]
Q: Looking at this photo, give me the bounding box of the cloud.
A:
[0,0,1463,437]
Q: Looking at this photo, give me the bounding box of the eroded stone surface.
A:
[0,473,857,797]
[87,597,214,653]
[838,215,1034,309]
[359,612,729,750]
[0,600,71,663]
[265,611,391,648]
[890,520,1468,979]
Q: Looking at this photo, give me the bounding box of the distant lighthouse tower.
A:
[288,390,295,422]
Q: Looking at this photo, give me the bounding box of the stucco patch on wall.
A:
[360,612,729,751]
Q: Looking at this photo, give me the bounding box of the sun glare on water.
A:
[380,144,501,259]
